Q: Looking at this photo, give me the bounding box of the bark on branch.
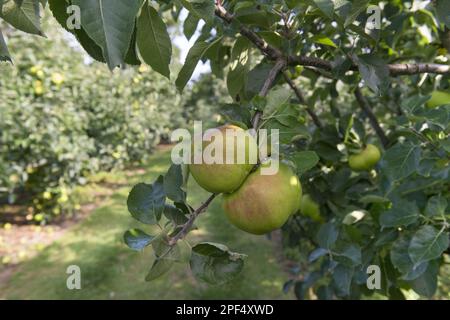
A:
[252,58,287,130]
[354,88,389,148]
[215,4,282,61]
[168,193,217,246]
[260,59,286,97]
[387,63,450,75]
[215,4,450,76]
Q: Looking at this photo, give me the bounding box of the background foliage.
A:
[0,15,216,222]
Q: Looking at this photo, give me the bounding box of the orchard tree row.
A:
[1,0,449,299]
[0,6,202,222]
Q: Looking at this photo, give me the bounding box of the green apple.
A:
[51,73,64,86]
[348,144,381,171]
[29,65,41,75]
[286,66,304,79]
[223,161,302,235]
[299,194,323,222]
[426,90,450,108]
[33,80,44,96]
[293,65,303,78]
[189,124,257,194]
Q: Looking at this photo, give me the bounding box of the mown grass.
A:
[0,150,292,300]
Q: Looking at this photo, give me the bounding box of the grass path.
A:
[0,150,292,299]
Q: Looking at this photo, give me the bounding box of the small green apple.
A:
[33,80,44,96]
[286,66,303,79]
[223,160,302,235]
[51,73,64,86]
[189,124,257,194]
[299,194,323,222]
[426,90,450,108]
[348,144,381,171]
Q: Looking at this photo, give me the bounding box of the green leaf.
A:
[381,143,421,181]
[0,28,11,62]
[233,1,253,12]
[294,272,320,299]
[174,202,192,215]
[312,0,334,19]
[180,0,215,25]
[334,244,362,267]
[137,2,172,78]
[388,286,406,300]
[313,141,341,162]
[374,229,398,247]
[258,31,283,48]
[425,106,450,130]
[163,164,186,203]
[183,12,198,40]
[379,199,420,228]
[124,25,141,65]
[234,6,277,29]
[353,54,390,95]
[400,95,431,115]
[311,34,337,48]
[331,56,353,78]
[282,279,294,294]
[145,257,174,281]
[0,0,43,35]
[308,248,328,263]
[436,0,450,28]
[358,195,389,204]
[408,260,439,298]
[175,37,222,91]
[163,205,189,225]
[72,0,142,70]
[263,116,309,144]
[344,0,370,27]
[48,0,105,62]
[332,264,354,296]
[316,285,334,300]
[124,228,155,251]
[152,237,181,260]
[204,40,228,78]
[189,242,245,285]
[347,23,378,45]
[408,225,449,266]
[293,281,307,299]
[227,37,251,99]
[244,62,279,99]
[268,103,298,126]
[390,234,428,280]
[316,222,339,249]
[265,86,292,112]
[127,176,166,224]
[425,195,447,217]
[289,151,320,175]
[219,103,252,127]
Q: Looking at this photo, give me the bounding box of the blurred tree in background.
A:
[0,15,217,223]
